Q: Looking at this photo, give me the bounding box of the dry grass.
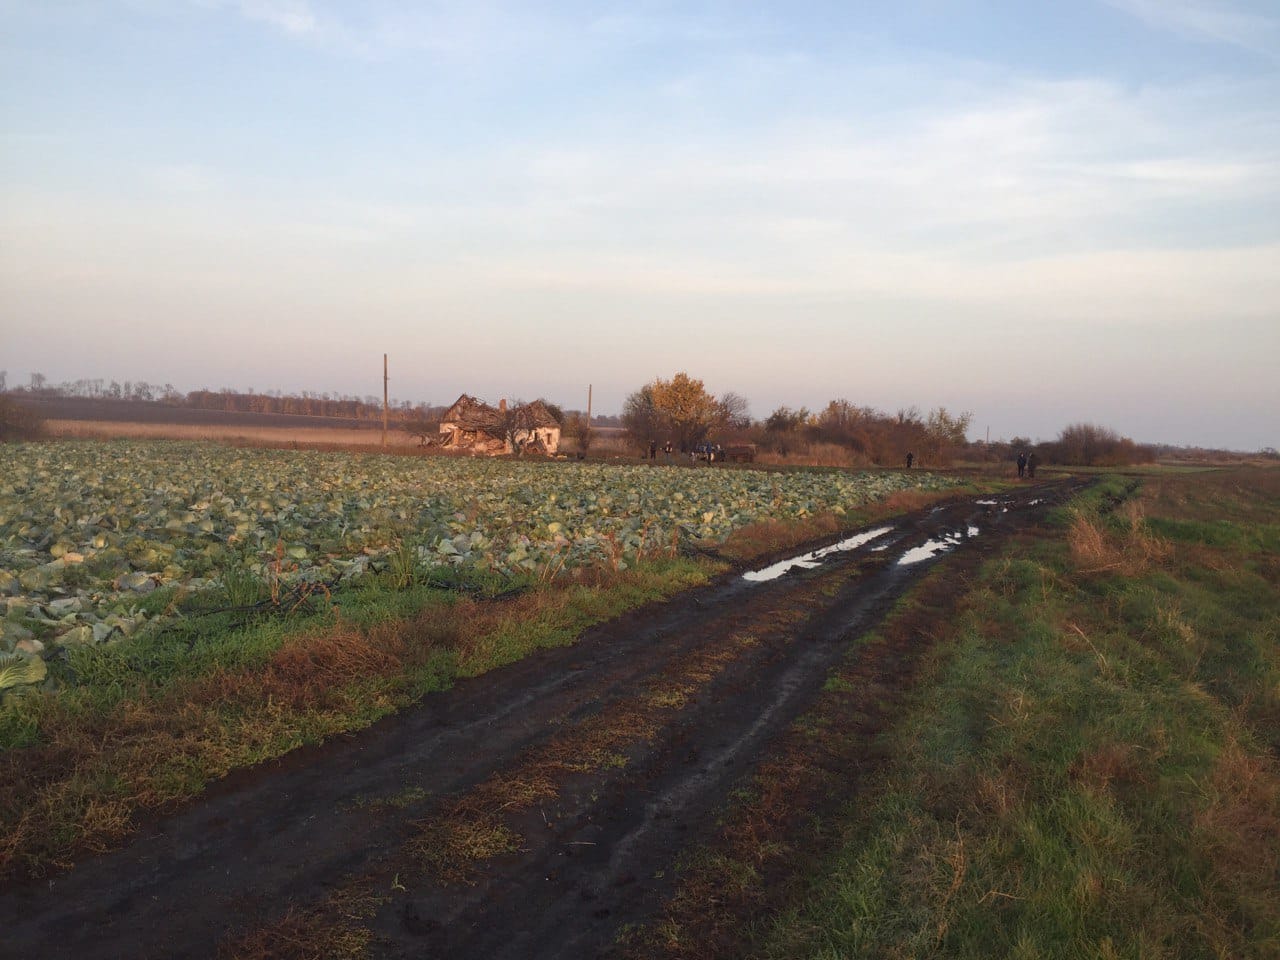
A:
[1069,742,1147,798]
[218,889,385,960]
[1067,501,1171,576]
[45,418,423,447]
[1194,737,1280,905]
[756,442,871,468]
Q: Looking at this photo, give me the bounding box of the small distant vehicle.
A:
[723,443,757,463]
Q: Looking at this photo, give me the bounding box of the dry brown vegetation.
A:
[0,396,45,441]
[1067,500,1171,576]
[44,419,423,447]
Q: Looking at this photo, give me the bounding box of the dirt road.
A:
[0,478,1088,959]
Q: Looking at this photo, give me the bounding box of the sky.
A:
[1,0,1278,449]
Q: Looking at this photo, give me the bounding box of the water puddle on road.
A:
[896,525,980,567]
[743,526,894,582]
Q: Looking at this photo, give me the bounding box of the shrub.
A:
[0,397,44,442]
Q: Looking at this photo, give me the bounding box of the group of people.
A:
[1016,451,1039,478]
[648,439,704,463]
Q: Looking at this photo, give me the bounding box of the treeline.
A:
[6,373,436,422]
[620,372,1163,468]
[4,372,629,432]
[1036,423,1155,467]
[620,373,974,466]
[758,401,973,466]
[4,369,1183,466]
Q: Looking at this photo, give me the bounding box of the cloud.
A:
[238,0,319,35]
[1106,0,1280,57]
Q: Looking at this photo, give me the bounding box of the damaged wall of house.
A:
[438,394,561,455]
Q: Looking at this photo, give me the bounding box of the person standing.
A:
[1027,451,1038,479]
[905,451,914,469]
[664,440,673,463]
[648,439,657,461]
[1017,452,1027,478]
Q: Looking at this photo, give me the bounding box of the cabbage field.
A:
[0,441,955,683]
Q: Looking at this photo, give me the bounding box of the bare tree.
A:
[717,391,752,432]
[621,385,663,450]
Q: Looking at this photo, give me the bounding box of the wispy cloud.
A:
[197,0,319,37]
[237,0,318,36]
[1106,0,1280,57]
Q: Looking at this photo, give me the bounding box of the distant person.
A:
[1027,452,1038,479]
[664,440,673,463]
[905,451,914,469]
[1017,452,1027,478]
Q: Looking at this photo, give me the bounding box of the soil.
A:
[0,478,1089,960]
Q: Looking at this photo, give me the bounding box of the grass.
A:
[747,467,1280,959]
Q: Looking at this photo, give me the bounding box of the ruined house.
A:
[439,395,562,455]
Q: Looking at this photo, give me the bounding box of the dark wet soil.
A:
[0,478,1088,960]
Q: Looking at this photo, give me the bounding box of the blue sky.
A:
[2,0,1277,448]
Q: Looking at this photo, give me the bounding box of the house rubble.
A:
[438,394,561,455]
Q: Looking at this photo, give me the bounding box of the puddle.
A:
[976,499,998,505]
[743,526,893,582]
[1028,499,1043,506]
[896,528,974,566]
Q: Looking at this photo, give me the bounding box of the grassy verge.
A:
[754,467,1280,958]
[0,556,715,880]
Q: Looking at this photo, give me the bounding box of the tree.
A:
[29,372,46,392]
[925,407,972,447]
[0,370,6,392]
[717,391,752,432]
[764,405,810,456]
[1050,422,1148,466]
[621,385,662,448]
[565,411,592,453]
[649,372,720,448]
[401,412,439,446]
[921,407,973,464]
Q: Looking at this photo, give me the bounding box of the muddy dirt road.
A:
[1,478,1088,960]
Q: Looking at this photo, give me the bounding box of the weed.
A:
[219,556,264,608]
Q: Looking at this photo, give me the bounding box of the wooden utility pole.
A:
[586,383,592,426]
[382,353,389,448]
